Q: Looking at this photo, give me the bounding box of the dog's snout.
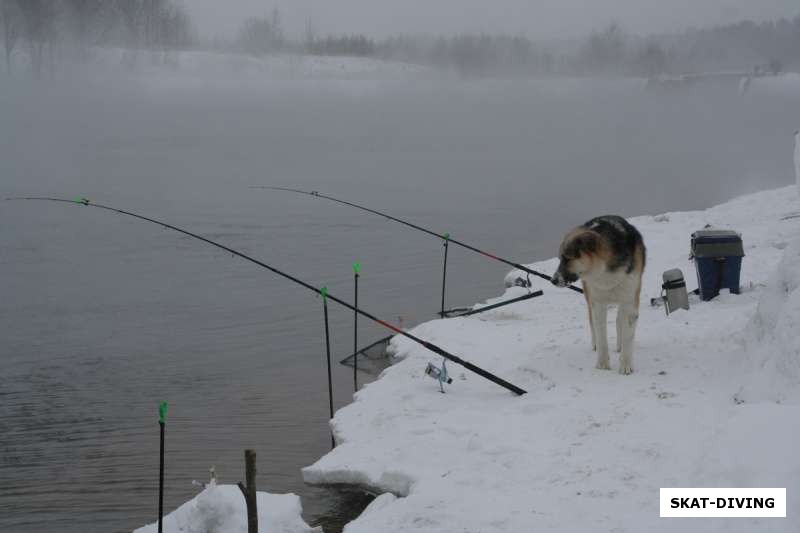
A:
[552,267,577,288]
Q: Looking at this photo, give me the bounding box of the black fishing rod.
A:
[251,186,583,294]
[4,196,526,396]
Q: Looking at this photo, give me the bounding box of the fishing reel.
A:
[513,273,533,291]
[425,358,453,393]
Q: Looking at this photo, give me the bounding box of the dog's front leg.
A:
[615,308,623,352]
[583,282,596,351]
[591,301,610,370]
[618,303,638,375]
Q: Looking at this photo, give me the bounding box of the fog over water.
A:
[1,60,799,533]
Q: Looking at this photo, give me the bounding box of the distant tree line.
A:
[236,12,375,58]
[569,17,800,77]
[0,0,193,74]
[307,34,374,57]
[238,8,284,56]
[5,3,798,79]
[376,34,553,76]
[233,11,800,77]
[655,17,800,75]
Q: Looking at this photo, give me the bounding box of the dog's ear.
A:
[573,232,598,255]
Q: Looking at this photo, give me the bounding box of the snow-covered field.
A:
[301,186,800,532]
[96,48,440,81]
[3,47,441,85]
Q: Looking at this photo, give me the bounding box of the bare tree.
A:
[239,10,284,56]
[1,0,21,73]
[635,42,668,76]
[1,0,192,74]
[17,0,58,76]
[580,23,627,74]
[114,0,144,49]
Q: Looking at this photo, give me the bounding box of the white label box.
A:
[660,488,786,518]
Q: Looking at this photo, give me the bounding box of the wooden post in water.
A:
[237,449,258,533]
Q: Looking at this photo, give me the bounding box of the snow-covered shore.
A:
[133,483,320,533]
[303,186,800,532]
[3,47,443,84]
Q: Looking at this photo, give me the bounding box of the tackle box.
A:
[690,229,744,301]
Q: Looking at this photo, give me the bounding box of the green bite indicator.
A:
[159,401,168,424]
[320,286,328,301]
[352,262,361,275]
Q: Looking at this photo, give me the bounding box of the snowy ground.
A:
[303,186,800,532]
[134,483,320,533]
[96,48,442,82]
[4,47,442,84]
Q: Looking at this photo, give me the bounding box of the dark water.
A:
[0,69,798,532]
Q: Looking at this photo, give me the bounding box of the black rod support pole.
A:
[440,235,449,317]
[322,288,335,449]
[158,421,165,533]
[353,263,360,393]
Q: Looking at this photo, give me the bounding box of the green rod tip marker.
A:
[352,262,361,274]
[159,401,168,424]
[444,233,450,241]
[320,286,328,301]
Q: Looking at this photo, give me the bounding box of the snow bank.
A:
[133,484,320,533]
[304,186,800,532]
[737,237,800,403]
[795,130,799,196]
[42,48,446,94]
[745,72,800,97]
[3,47,440,84]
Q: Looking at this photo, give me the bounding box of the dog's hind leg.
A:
[591,301,610,370]
[618,303,638,375]
[583,281,596,351]
[615,308,623,353]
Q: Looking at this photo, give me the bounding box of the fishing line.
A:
[251,186,583,294]
[4,196,526,396]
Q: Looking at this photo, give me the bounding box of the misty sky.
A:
[188,0,799,40]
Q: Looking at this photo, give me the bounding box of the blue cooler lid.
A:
[691,229,743,257]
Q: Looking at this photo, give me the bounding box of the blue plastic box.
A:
[691,229,744,301]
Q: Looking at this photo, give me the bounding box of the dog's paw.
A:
[595,358,611,370]
[618,363,633,375]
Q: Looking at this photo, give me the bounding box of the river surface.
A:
[1,64,797,532]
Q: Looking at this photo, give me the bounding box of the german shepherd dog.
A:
[551,216,646,374]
